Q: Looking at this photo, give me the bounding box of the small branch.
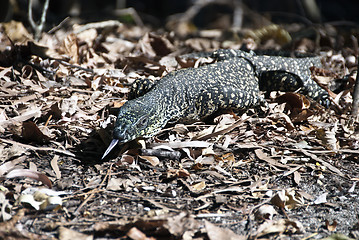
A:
[28,0,50,41]
[352,57,359,116]
[48,16,70,34]
[232,0,243,30]
[0,138,75,157]
[73,163,113,215]
[72,20,123,34]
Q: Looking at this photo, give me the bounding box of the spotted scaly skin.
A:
[102,49,329,158]
[113,57,264,142]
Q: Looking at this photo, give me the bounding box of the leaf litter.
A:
[0,15,358,240]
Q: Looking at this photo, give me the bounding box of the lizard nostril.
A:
[113,128,127,141]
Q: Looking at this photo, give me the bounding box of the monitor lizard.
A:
[102,49,330,159]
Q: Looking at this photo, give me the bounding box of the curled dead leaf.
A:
[271,189,304,210]
[205,220,245,240]
[166,169,190,179]
[138,155,160,166]
[276,92,310,109]
[325,219,338,231]
[190,181,206,193]
[255,219,304,237]
[58,226,93,240]
[255,205,277,221]
[6,169,52,188]
[127,227,155,240]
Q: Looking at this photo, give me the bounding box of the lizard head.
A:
[113,97,168,143]
[102,98,168,159]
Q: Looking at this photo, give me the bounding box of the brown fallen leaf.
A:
[166,168,190,179]
[6,169,52,188]
[276,92,310,109]
[138,155,160,166]
[0,107,41,129]
[190,181,206,193]
[58,226,93,240]
[254,219,304,237]
[2,21,32,42]
[267,112,295,131]
[215,152,235,163]
[254,149,290,169]
[293,171,301,185]
[22,121,51,143]
[62,33,80,64]
[205,220,245,240]
[0,156,25,176]
[127,227,155,240]
[50,155,61,179]
[271,189,304,210]
[255,205,277,221]
[195,116,249,141]
[139,32,174,58]
[325,220,338,231]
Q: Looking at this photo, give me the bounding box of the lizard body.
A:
[102,49,329,158]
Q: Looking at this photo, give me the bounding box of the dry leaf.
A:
[313,192,328,205]
[255,219,304,237]
[149,141,211,149]
[267,112,295,131]
[120,155,135,164]
[271,189,304,210]
[6,169,52,188]
[293,171,301,185]
[0,107,41,129]
[255,205,277,221]
[127,227,155,240]
[325,220,338,231]
[50,155,61,179]
[205,220,245,240]
[60,95,78,117]
[190,181,206,192]
[138,155,160,166]
[22,121,51,143]
[254,149,289,169]
[276,92,310,109]
[62,34,80,64]
[2,21,32,42]
[167,169,190,179]
[58,226,93,240]
[0,156,24,176]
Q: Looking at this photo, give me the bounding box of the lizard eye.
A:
[136,117,148,129]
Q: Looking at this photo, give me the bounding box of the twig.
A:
[73,163,113,215]
[194,115,251,141]
[294,148,344,177]
[28,0,50,41]
[352,55,359,116]
[73,20,123,34]
[0,138,75,157]
[232,0,243,29]
[56,60,94,73]
[48,16,70,34]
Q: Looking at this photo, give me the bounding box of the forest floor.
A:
[0,17,359,240]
